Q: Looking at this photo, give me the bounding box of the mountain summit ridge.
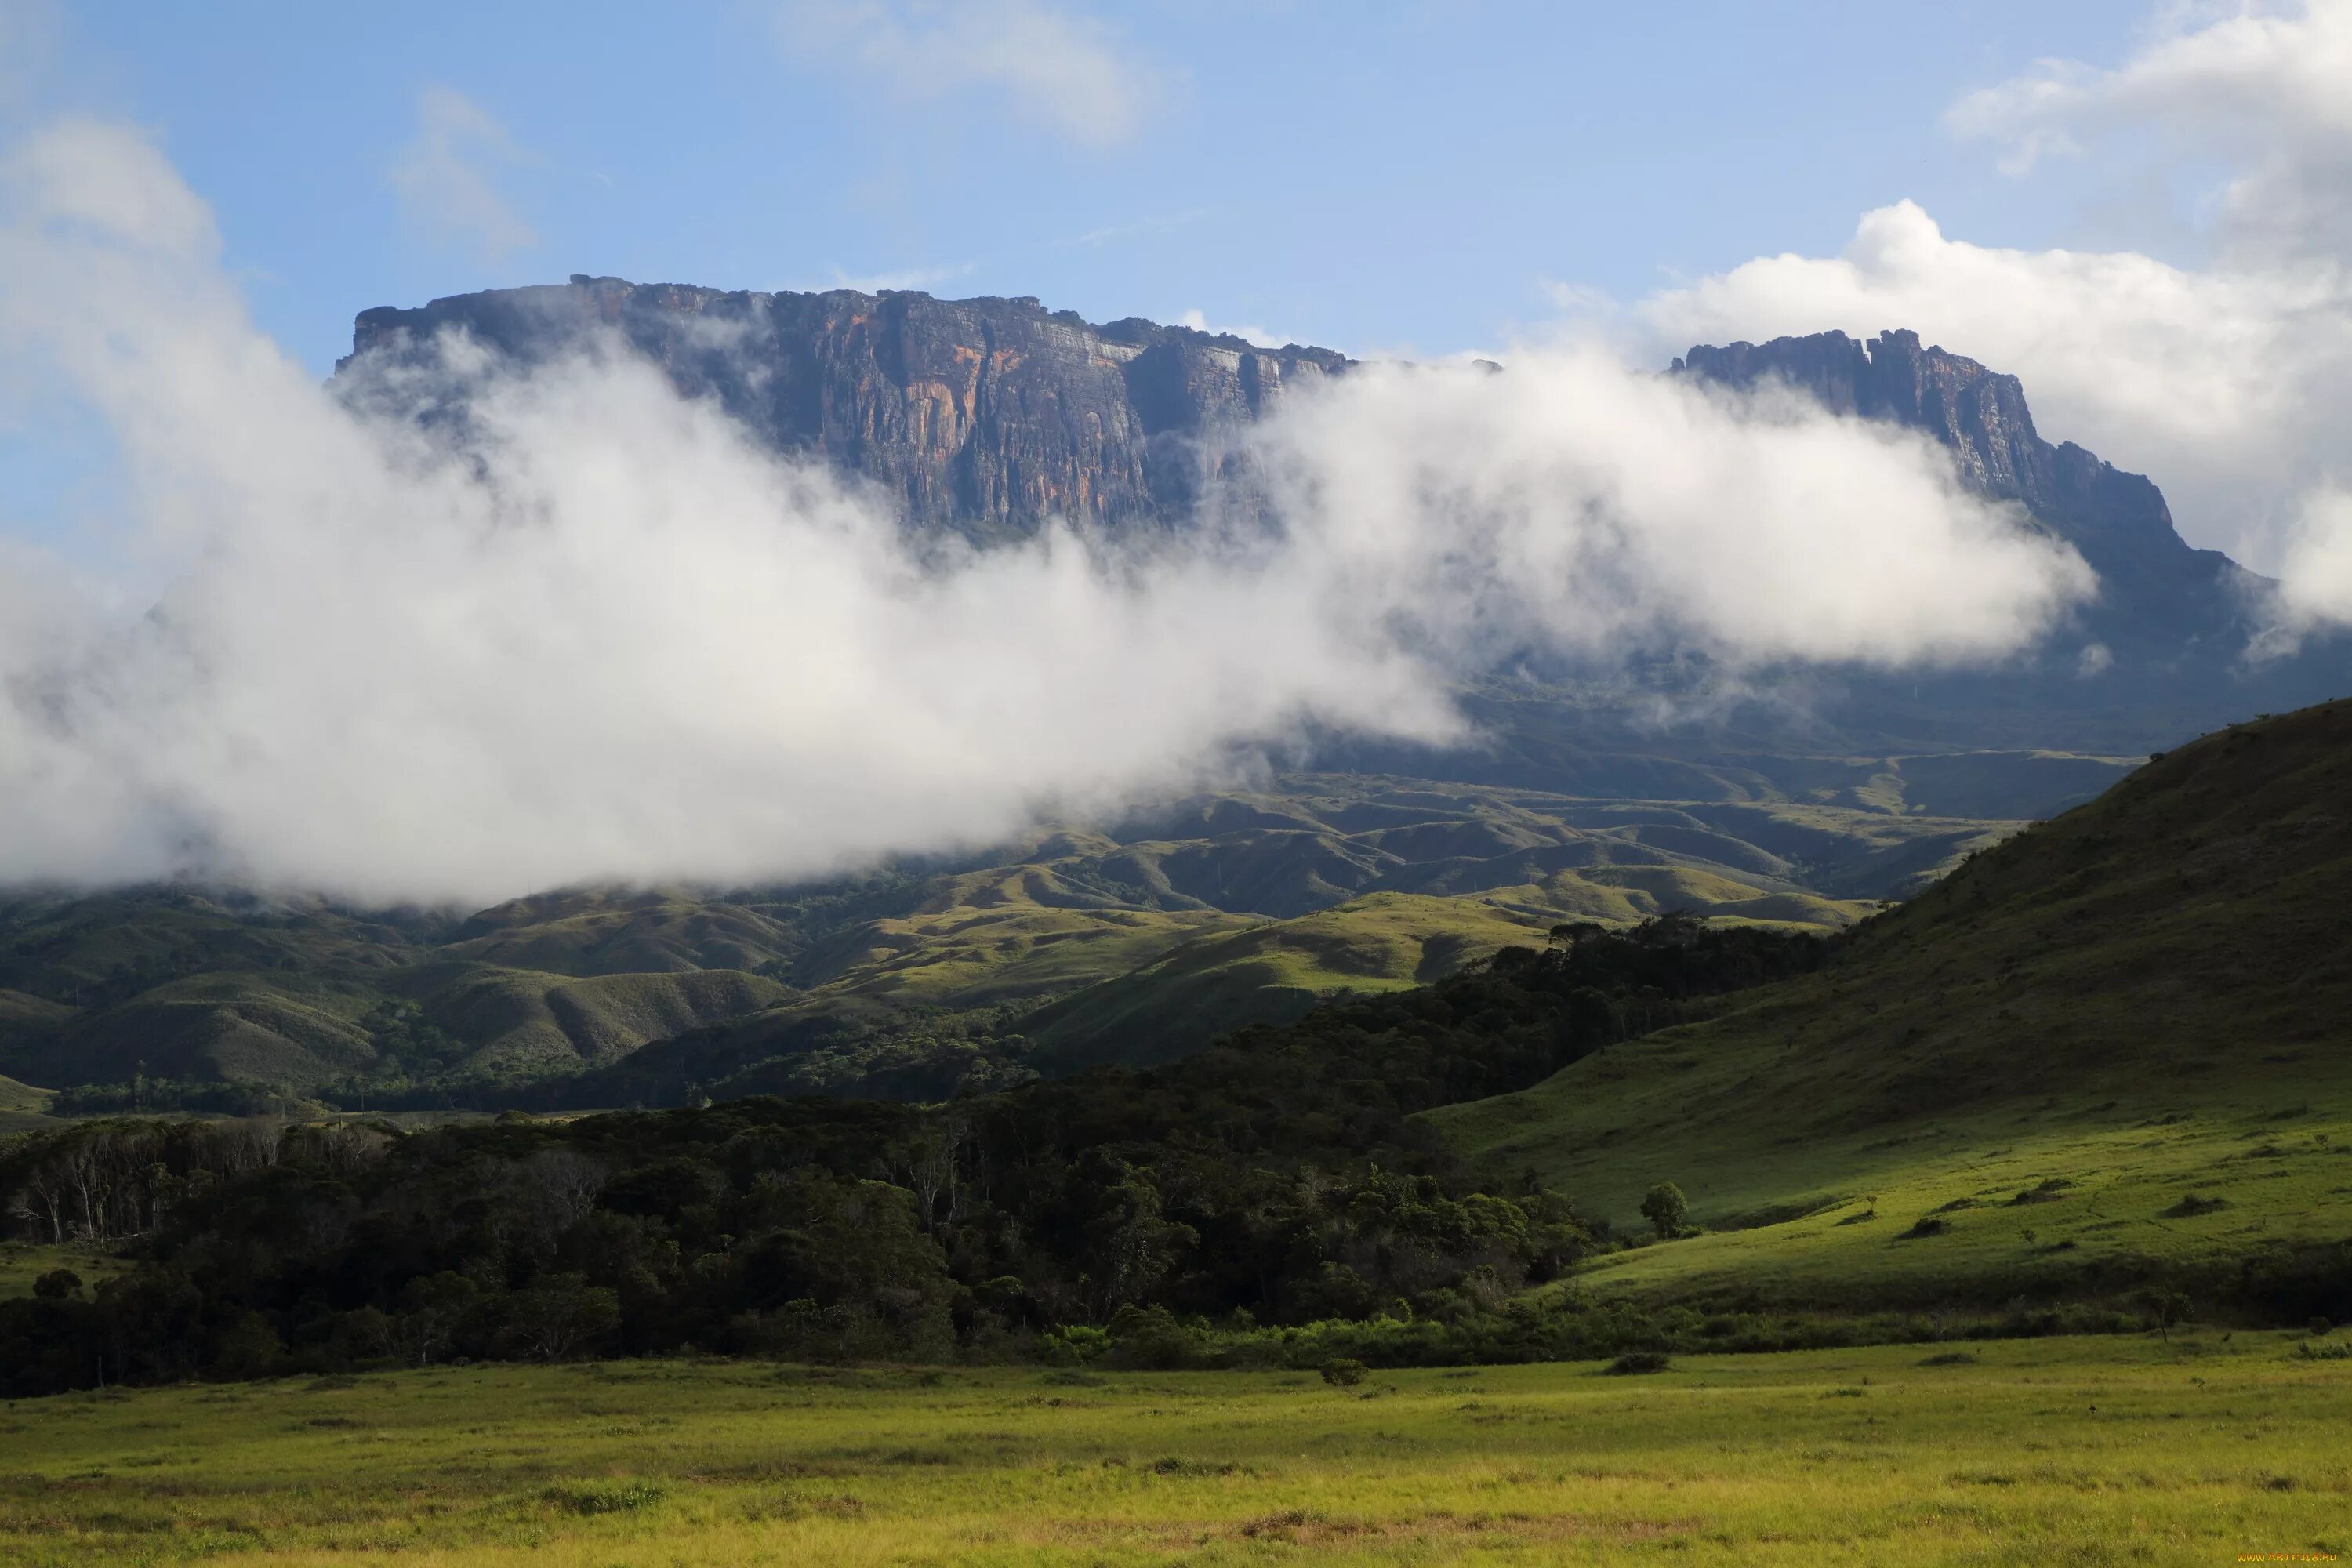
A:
[341,274,1350,544]
[336,278,2346,747]
[338,279,2223,591]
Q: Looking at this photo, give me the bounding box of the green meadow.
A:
[3,1334,2344,1566]
[0,1240,125,1301]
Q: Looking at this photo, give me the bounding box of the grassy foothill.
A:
[0,1241,125,1301]
[2,1334,2347,1566]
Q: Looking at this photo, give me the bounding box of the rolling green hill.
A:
[1027,892,1550,1067]
[1432,698,2352,1312]
[0,1073,52,1133]
[0,753,2098,1103]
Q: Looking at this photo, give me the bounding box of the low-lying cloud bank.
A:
[0,120,2089,906]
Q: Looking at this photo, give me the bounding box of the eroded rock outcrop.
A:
[1675,328,2252,648]
[340,275,1349,543]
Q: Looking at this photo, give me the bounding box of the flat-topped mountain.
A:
[331,278,2352,767]
[336,281,2337,701]
[341,276,1349,543]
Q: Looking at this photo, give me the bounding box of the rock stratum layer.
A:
[343,275,1348,543]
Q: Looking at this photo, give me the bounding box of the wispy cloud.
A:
[822,261,976,295]
[1947,0,2352,264]
[775,1,1172,149]
[388,85,537,263]
[1176,308,1293,348]
[1072,209,1210,247]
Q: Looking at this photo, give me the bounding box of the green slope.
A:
[782,859,1254,1008]
[1432,698,2352,1311]
[415,967,798,1076]
[442,888,807,975]
[1028,892,1551,1067]
[0,749,2096,1102]
[0,1073,53,1133]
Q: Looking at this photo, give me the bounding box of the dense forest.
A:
[0,917,1839,1392]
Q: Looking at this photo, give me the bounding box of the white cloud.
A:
[2278,484,2352,624]
[775,0,1168,149]
[823,261,974,294]
[1948,0,2352,263]
[388,86,536,263]
[0,121,2092,906]
[1646,2,2352,627]
[1177,308,1290,347]
[1072,208,1208,247]
[1642,200,2352,563]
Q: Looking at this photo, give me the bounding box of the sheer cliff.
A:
[1674,329,2254,652]
[339,274,1349,543]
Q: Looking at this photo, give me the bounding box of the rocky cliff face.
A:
[1674,330,2245,619]
[340,275,1349,543]
[1665,328,2349,741]
[339,284,2333,717]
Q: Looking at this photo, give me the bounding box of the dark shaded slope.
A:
[1436,698,2352,1305]
[1675,329,2350,742]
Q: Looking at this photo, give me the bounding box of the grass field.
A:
[1,1334,2343,1565]
[0,1240,125,1300]
[0,1070,53,1131]
[1026,893,1549,1066]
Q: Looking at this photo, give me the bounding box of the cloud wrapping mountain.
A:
[1650,0,2352,629]
[0,119,2088,905]
[774,0,1167,149]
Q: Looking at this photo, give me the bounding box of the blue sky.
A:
[35,1,2160,372]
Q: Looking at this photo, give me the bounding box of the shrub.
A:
[1640,1183,1688,1240]
[30,1269,81,1301]
[2134,1287,2194,1342]
[544,1479,666,1515]
[1107,1305,1206,1370]
[1039,1325,1112,1365]
[210,1312,285,1381]
[1319,1358,1368,1387]
[1606,1351,1671,1375]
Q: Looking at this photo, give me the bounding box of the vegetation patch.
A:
[0,1341,2337,1566]
[543,1479,666,1515]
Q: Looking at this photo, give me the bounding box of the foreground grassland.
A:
[2,1336,2345,1566]
[0,1240,125,1300]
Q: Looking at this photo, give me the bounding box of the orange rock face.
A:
[343,276,1352,543]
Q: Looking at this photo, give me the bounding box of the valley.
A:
[0,761,2060,1109]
